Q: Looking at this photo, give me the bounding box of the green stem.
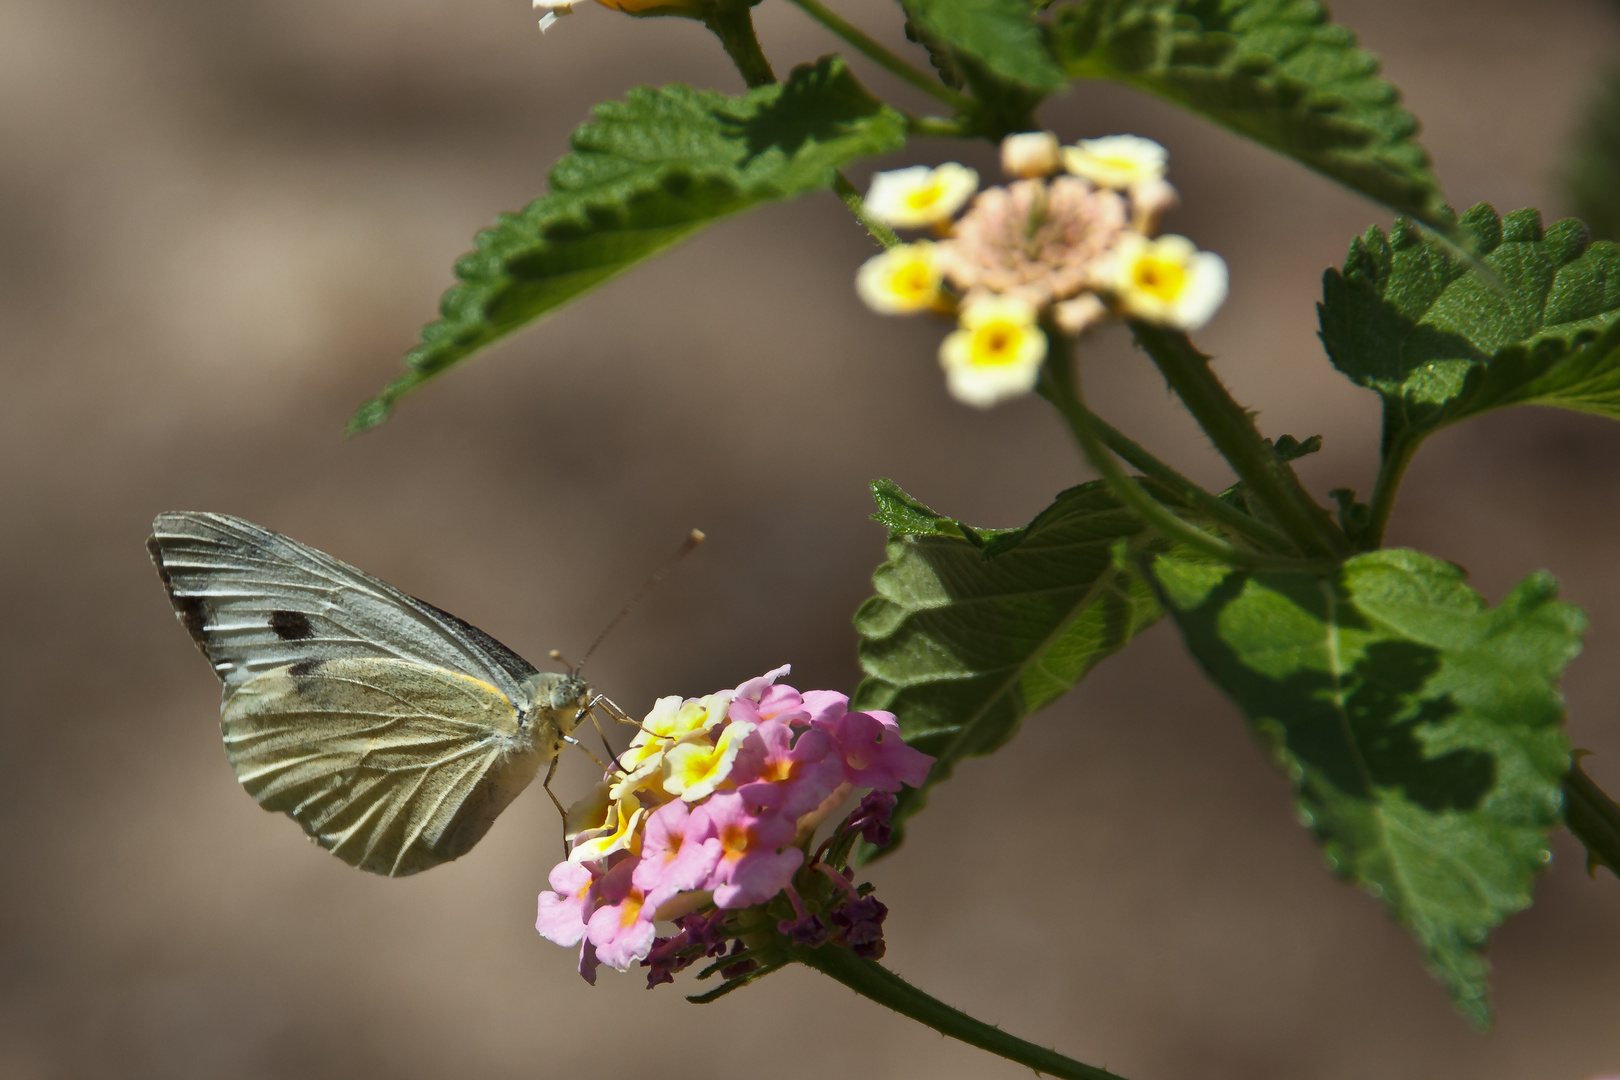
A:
[1129,322,1352,561]
[790,942,1128,1080]
[1565,757,1620,879]
[1362,426,1420,549]
[833,171,900,248]
[784,0,969,110]
[704,3,776,88]
[1042,334,1331,573]
[1087,413,1297,554]
[905,113,968,138]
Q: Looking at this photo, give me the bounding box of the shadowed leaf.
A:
[1151,547,1585,1025]
[852,479,1162,857]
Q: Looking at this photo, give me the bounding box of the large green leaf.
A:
[905,0,1067,92]
[851,479,1163,855]
[1050,0,1453,236]
[348,57,906,432]
[1320,203,1620,456]
[1151,547,1585,1025]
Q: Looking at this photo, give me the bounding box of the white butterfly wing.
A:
[222,658,548,876]
[147,511,537,699]
[149,512,591,875]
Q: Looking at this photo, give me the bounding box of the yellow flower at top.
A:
[1062,135,1168,190]
[864,164,979,229]
[938,296,1048,408]
[856,242,946,315]
[1108,234,1229,330]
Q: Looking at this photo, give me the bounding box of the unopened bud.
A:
[1052,293,1111,337]
[1000,131,1063,179]
[1130,178,1180,236]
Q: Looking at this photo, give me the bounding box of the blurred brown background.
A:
[3,0,1619,1076]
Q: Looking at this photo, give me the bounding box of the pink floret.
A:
[585,857,659,971]
[536,860,599,947]
[632,799,722,896]
[831,710,933,791]
[693,792,803,910]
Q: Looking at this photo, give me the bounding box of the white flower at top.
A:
[864,164,979,229]
[1062,135,1168,190]
[938,296,1048,408]
[855,242,944,314]
[1108,234,1228,330]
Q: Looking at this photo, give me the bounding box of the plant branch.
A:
[1086,412,1298,554]
[1042,333,1332,572]
[833,171,900,248]
[1565,756,1620,880]
[790,942,1128,1080]
[1363,425,1421,550]
[784,0,969,110]
[905,113,968,138]
[705,3,777,88]
[1129,322,1352,561]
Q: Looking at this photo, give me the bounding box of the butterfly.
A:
[147,511,594,877]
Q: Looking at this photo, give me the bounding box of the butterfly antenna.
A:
[548,649,578,671]
[578,529,705,671]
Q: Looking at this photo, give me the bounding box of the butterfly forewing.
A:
[147,512,537,698]
[223,658,547,876]
[149,512,590,876]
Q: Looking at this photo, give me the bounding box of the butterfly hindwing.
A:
[222,658,547,877]
[147,512,537,699]
[149,512,592,876]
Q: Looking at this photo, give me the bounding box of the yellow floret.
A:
[938,296,1048,408]
[1109,234,1229,330]
[864,164,979,229]
[856,242,945,315]
[1063,135,1168,190]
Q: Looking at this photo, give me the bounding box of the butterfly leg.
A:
[542,755,569,859]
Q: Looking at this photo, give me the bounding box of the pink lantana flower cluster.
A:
[536,666,932,987]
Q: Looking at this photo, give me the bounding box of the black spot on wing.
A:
[289,658,322,677]
[269,609,315,641]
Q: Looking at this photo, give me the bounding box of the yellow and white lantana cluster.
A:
[855,132,1228,408]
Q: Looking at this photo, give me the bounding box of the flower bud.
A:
[1129,178,1180,236]
[1000,131,1063,179]
[1052,293,1111,337]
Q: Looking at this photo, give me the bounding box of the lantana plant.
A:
[335,0,1620,1076]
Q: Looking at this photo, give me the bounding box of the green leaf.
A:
[1320,203,1620,455]
[904,0,1067,92]
[1150,547,1585,1024]
[852,480,1163,856]
[1051,0,1454,237]
[348,57,906,432]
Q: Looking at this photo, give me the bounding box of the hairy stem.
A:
[1042,334,1330,572]
[1129,323,1352,560]
[1086,412,1297,554]
[833,171,900,248]
[1363,425,1421,549]
[785,0,969,110]
[705,3,776,88]
[1565,757,1620,879]
[790,942,1128,1080]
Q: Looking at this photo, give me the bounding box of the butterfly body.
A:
[148,512,589,877]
